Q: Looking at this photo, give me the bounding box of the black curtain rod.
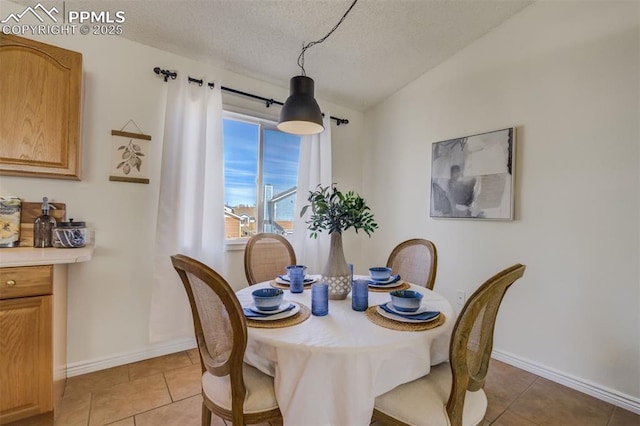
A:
[153,67,349,126]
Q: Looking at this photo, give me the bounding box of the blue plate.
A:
[384,302,431,316]
[277,275,316,284]
[244,303,300,321]
[247,302,293,315]
[367,275,401,286]
[378,303,440,322]
[243,302,295,318]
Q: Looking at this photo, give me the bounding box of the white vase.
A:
[321,232,352,300]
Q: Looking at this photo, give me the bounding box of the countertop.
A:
[0,243,95,267]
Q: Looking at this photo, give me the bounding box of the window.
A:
[223,111,301,241]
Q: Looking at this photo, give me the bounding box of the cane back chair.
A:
[386,239,438,289]
[171,254,282,425]
[244,233,297,285]
[373,263,526,426]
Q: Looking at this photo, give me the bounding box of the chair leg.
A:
[202,402,212,426]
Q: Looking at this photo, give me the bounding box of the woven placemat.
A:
[365,305,446,331]
[368,282,410,293]
[246,303,311,329]
[269,281,313,290]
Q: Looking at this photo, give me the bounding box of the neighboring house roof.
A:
[224,211,242,220]
[233,206,257,221]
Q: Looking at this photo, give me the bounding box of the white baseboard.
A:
[492,349,640,415]
[66,338,197,378]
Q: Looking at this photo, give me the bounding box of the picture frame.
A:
[109,130,152,184]
[430,127,515,220]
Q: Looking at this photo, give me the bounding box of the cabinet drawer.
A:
[0,265,52,299]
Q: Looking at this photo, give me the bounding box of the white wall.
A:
[363,1,639,408]
[0,0,365,369]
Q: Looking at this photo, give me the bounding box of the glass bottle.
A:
[34,197,56,248]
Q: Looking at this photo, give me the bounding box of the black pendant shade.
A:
[277,76,324,135]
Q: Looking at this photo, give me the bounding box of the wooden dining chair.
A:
[171,254,282,426]
[372,263,526,426]
[244,233,297,285]
[386,239,438,289]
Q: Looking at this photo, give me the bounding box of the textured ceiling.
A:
[61,0,532,111]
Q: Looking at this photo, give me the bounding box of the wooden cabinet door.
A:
[0,34,82,179]
[0,295,53,423]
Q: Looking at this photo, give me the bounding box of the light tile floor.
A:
[9,350,638,426]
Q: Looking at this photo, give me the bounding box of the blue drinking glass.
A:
[351,279,369,311]
[287,265,305,293]
[311,282,329,316]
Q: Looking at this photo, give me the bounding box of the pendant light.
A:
[278,0,359,135]
[278,75,324,135]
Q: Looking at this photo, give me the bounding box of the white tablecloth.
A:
[236,276,455,426]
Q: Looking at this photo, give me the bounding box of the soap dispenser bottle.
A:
[34,197,56,248]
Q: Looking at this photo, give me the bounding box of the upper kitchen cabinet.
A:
[0,34,82,180]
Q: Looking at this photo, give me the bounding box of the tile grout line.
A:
[127,352,195,382]
[128,366,193,423]
[89,370,172,425]
[56,354,191,426]
[483,367,538,425]
[130,395,209,425]
[162,371,174,402]
[168,391,201,403]
[495,375,541,425]
[86,391,93,426]
[604,405,618,426]
[504,376,540,412]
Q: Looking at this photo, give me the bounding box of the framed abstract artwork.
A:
[430,127,516,220]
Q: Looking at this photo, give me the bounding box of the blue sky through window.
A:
[263,128,300,193]
[223,118,300,208]
[223,119,258,207]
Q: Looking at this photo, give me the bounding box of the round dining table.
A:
[235,276,455,426]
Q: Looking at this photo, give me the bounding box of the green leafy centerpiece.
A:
[300,184,378,299]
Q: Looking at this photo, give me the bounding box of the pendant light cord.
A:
[297,0,359,76]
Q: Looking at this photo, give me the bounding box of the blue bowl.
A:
[251,288,284,311]
[390,290,423,312]
[369,266,392,282]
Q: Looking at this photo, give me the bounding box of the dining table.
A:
[235,275,456,426]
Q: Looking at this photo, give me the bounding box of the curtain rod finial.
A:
[153,67,177,82]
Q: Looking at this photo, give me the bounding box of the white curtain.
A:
[292,114,332,273]
[149,78,225,343]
